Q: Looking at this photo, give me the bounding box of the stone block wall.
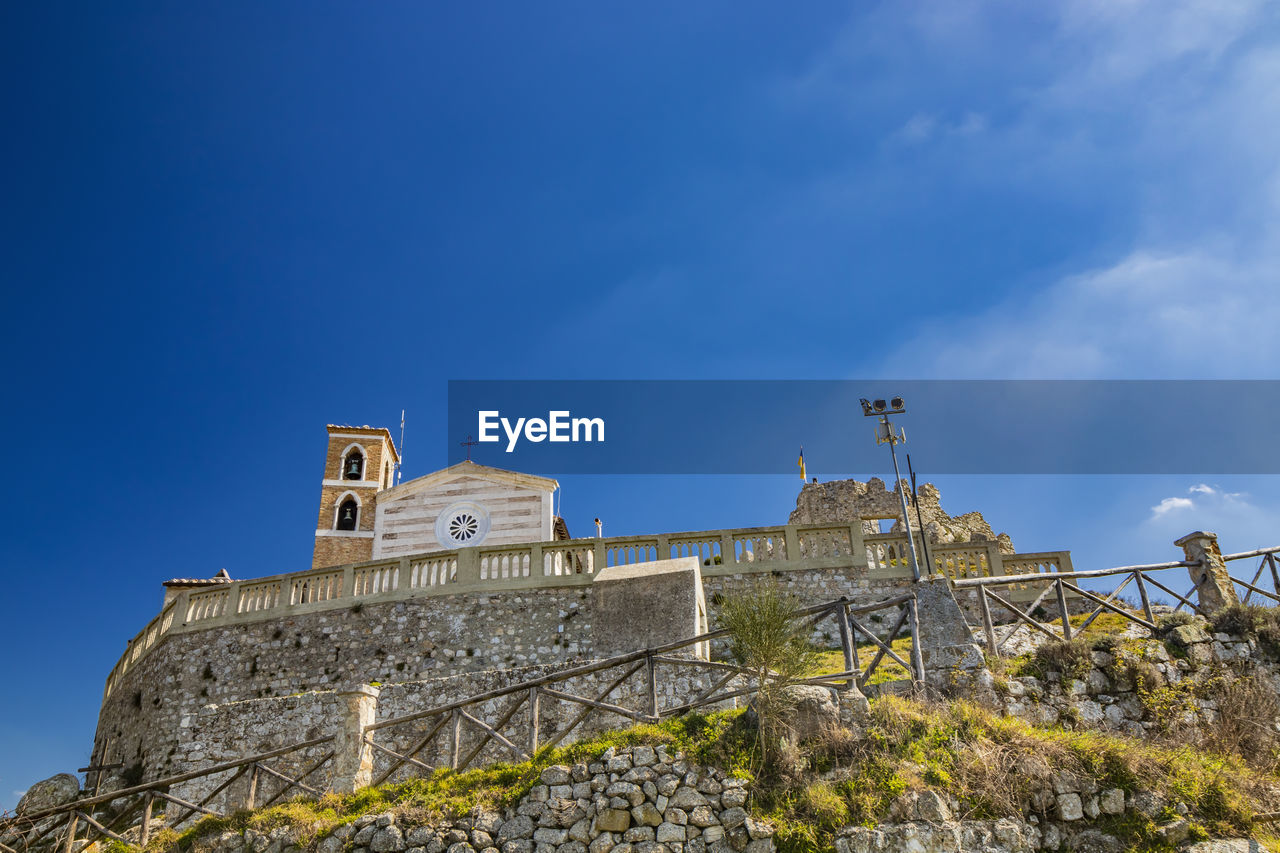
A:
[185,745,777,853]
[167,658,741,816]
[95,586,596,792]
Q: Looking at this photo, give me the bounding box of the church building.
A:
[312,424,568,569]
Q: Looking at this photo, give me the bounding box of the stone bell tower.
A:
[312,425,399,570]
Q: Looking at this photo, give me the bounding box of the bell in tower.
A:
[344,450,364,480]
[337,497,358,531]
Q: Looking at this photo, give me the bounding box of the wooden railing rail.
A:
[957,547,1280,657]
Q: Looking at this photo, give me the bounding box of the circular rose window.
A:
[436,501,491,548]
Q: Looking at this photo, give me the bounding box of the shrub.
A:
[1091,634,1123,654]
[1210,604,1280,657]
[1202,676,1280,774]
[1156,611,1199,632]
[799,781,849,826]
[1208,604,1262,637]
[719,581,820,771]
[1031,637,1094,681]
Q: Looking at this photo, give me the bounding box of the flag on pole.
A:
[797,447,806,481]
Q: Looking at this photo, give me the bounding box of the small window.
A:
[343,449,365,480]
[337,498,358,531]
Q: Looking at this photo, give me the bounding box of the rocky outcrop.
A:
[789,479,1014,554]
[15,773,79,814]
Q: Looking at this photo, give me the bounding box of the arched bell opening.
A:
[342,448,365,481]
[336,496,359,531]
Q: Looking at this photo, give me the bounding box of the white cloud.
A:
[889,111,987,146]
[894,113,937,144]
[1148,483,1254,522]
[1151,496,1194,517]
[881,245,1280,378]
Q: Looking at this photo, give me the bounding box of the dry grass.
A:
[782,695,1279,850]
[1203,675,1280,775]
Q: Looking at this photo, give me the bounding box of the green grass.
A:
[806,632,915,687]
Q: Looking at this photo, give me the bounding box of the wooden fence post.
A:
[140,792,154,846]
[908,597,925,684]
[1134,571,1156,629]
[1055,580,1072,641]
[835,602,855,690]
[528,687,540,756]
[245,764,259,810]
[979,588,997,655]
[62,813,78,853]
[450,710,463,770]
[646,653,658,720]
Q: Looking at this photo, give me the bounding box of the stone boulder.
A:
[747,685,841,741]
[16,773,80,814]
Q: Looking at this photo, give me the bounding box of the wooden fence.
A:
[955,544,1280,656]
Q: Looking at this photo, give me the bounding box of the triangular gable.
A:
[381,460,558,500]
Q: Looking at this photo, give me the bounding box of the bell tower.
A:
[312,424,400,570]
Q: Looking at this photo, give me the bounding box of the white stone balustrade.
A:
[102,521,1070,700]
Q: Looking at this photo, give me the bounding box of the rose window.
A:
[448,513,479,542]
[436,501,491,548]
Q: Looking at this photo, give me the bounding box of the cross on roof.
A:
[460,435,480,461]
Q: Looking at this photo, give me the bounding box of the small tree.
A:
[719,581,820,769]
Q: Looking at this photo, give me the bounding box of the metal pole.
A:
[907,454,933,578]
[884,418,921,582]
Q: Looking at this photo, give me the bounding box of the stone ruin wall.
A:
[790,477,1015,554]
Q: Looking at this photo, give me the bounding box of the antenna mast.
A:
[397,409,406,485]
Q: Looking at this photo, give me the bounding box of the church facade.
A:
[312,425,564,570]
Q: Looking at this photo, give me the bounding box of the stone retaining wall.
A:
[94,587,597,793]
[166,663,739,817]
[979,620,1276,736]
[186,745,777,853]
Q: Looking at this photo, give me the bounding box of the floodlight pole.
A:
[877,414,923,583]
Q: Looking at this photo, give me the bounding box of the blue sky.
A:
[4,1,1280,810]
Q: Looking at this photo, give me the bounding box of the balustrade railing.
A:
[101,521,1071,699]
